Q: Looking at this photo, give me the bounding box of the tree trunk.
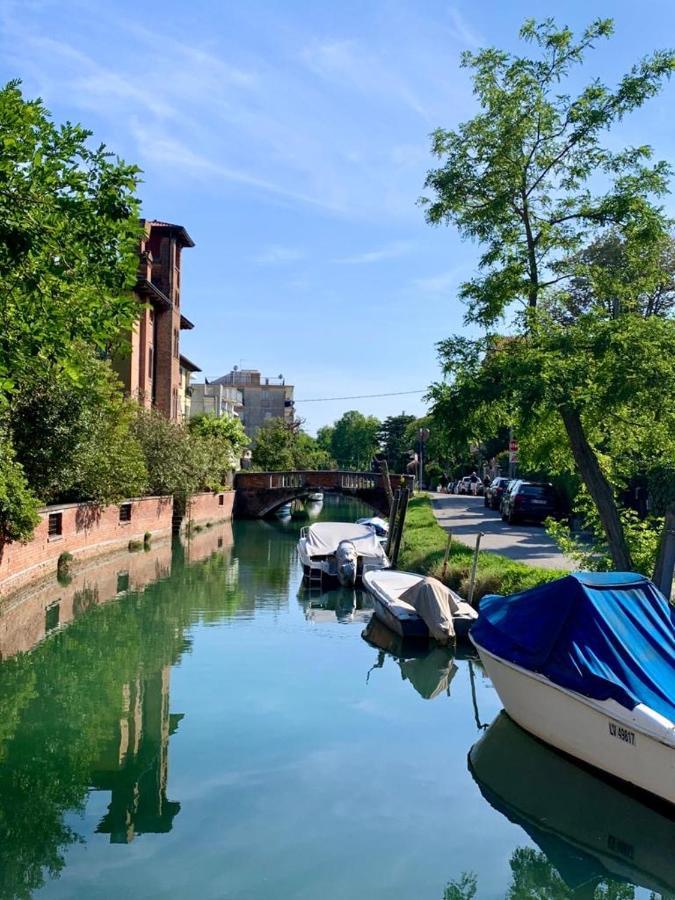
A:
[559,405,633,570]
[652,503,675,599]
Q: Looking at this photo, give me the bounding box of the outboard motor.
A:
[336,540,358,587]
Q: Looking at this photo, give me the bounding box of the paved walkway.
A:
[430,493,574,571]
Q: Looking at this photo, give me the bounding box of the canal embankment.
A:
[398,494,566,600]
[0,490,235,597]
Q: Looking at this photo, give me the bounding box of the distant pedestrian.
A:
[439,473,449,493]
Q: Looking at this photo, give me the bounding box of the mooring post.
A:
[467,532,484,607]
[379,460,395,516]
[386,490,401,558]
[441,531,452,581]
[390,488,410,568]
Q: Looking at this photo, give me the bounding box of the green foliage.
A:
[250,418,334,471]
[0,435,40,543]
[132,409,198,498]
[10,355,147,505]
[443,872,477,900]
[547,506,662,576]
[377,414,416,472]
[0,80,142,393]
[399,495,565,599]
[421,19,674,325]
[328,410,380,470]
[188,414,248,454]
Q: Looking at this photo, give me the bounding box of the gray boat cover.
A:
[400,576,458,643]
[304,523,388,561]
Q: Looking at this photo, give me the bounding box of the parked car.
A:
[484,476,510,510]
[501,481,559,524]
[499,479,517,513]
[457,476,473,495]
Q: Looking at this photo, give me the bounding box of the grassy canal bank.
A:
[398,495,566,601]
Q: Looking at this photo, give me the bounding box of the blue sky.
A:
[1,0,674,433]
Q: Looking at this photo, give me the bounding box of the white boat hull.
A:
[473,641,675,806]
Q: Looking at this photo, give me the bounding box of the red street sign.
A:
[509,439,519,452]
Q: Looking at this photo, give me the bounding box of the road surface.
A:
[430,492,574,571]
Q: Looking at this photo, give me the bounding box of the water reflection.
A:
[467,711,675,897]
[361,616,458,700]
[0,523,240,896]
[299,587,373,625]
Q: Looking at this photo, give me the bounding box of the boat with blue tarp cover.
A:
[470,572,675,805]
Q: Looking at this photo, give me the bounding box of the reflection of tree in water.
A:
[0,540,247,899]
[443,855,640,900]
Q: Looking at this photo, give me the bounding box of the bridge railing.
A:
[268,473,305,489]
[339,473,376,490]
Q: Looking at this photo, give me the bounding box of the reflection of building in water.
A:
[0,540,173,660]
[92,667,181,843]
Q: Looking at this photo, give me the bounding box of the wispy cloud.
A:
[412,267,466,293]
[252,245,306,265]
[448,7,483,50]
[0,2,471,222]
[334,241,413,265]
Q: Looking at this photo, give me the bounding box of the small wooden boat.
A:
[363,570,478,642]
[470,572,675,806]
[470,712,675,894]
[297,522,389,588]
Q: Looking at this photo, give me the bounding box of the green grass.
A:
[397,494,567,601]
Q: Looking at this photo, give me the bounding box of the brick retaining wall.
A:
[185,491,235,526]
[0,496,173,597]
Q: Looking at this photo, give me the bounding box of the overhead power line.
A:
[294,389,426,403]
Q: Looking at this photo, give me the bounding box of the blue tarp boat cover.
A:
[472,572,675,723]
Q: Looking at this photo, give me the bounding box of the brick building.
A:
[115,220,196,421]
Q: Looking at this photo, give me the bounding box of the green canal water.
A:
[0,496,670,898]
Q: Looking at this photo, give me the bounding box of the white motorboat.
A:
[470,572,675,806]
[363,569,478,643]
[356,516,389,543]
[297,522,389,588]
[307,492,324,502]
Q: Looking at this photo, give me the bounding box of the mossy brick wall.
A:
[186,491,235,525]
[0,496,174,597]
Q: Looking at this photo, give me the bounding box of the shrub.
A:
[128,539,143,552]
[0,436,41,543]
[56,551,74,585]
[10,356,147,505]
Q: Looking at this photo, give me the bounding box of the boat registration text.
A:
[608,722,636,746]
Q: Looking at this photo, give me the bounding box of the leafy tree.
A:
[329,410,381,470]
[131,409,198,499]
[377,414,416,472]
[421,18,675,570]
[0,80,142,391]
[10,355,147,505]
[316,425,335,455]
[250,418,333,471]
[188,414,249,488]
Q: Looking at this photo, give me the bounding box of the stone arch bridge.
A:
[233,470,414,518]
